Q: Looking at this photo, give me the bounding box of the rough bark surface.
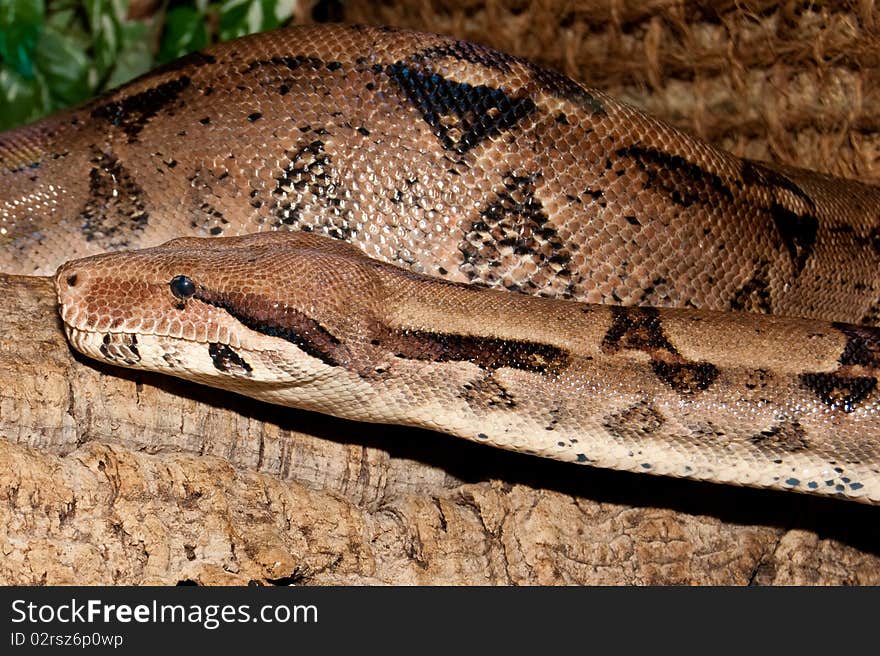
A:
[3,1,880,584]
[2,276,879,585]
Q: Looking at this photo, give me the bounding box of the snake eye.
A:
[170,275,196,300]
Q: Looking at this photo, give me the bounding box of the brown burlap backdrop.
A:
[2,1,878,586]
[342,0,880,180]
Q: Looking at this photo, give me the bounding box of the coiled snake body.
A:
[2,24,879,503]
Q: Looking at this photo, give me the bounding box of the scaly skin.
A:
[0,24,878,501]
[55,231,880,503]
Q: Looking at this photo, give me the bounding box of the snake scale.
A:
[2,24,879,504]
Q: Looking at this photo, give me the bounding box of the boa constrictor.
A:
[1,24,879,504]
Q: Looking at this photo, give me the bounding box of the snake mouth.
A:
[62,322,261,384]
[58,298,245,349]
[61,317,349,409]
[63,325,144,367]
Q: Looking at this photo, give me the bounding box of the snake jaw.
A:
[62,323,268,397]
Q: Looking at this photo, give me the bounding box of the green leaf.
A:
[34,25,90,107]
[218,0,296,41]
[45,8,84,35]
[0,0,44,26]
[218,0,249,41]
[92,12,121,77]
[0,0,45,79]
[273,0,297,22]
[158,6,208,63]
[1,0,299,129]
[0,66,47,131]
[82,0,121,30]
[218,0,257,41]
[105,22,153,89]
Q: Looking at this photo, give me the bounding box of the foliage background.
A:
[0,0,300,131]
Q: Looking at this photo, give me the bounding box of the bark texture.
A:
[2,275,879,585]
[3,0,880,584]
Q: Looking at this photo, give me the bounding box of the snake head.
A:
[54,231,386,410]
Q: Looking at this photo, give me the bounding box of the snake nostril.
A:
[66,273,78,287]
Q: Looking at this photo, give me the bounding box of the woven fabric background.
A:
[337,0,879,181]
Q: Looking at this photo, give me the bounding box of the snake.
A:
[1,24,879,504]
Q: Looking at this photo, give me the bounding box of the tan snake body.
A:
[1,24,879,503]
